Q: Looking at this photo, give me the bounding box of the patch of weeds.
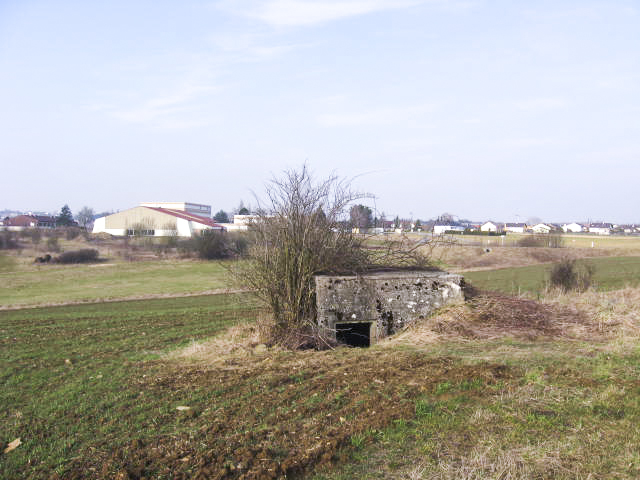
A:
[305,393,323,408]
[523,366,547,385]
[434,381,453,394]
[288,370,307,384]
[460,377,484,391]
[592,404,626,420]
[415,398,438,418]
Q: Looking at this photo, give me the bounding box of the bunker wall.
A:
[314,271,464,344]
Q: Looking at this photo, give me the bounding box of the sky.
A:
[1,0,639,223]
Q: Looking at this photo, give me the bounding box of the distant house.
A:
[377,220,393,232]
[614,224,639,234]
[562,222,584,233]
[432,221,465,235]
[3,214,57,230]
[480,221,499,233]
[531,223,552,234]
[92,202,223,237]
[504,223,527,234]
[391,219,413,233]
[589,223,613,235]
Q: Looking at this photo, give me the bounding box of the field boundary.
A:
[0,288,251,311]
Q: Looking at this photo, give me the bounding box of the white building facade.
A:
[92,203,223,237]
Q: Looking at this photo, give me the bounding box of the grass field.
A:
[464,255,640,295]
[4,243,640,478]
[402,231,640,251]
[0,259,234,308]
[0,293,259,479]
[3,288,640,478]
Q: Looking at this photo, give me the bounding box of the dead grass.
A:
[543,286,640,343]
[414,442,572,479]
[436,245,611,272]
[167,322,264,363]
[385,291,596,347]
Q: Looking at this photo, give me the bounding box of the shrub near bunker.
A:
[549,257,595,292]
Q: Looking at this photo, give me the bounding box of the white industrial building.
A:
[219,214,260,231]
[92,202,223,237]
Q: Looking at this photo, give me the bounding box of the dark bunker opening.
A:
[335,322,371,347]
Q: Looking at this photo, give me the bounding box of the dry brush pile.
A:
[387,285,640,347]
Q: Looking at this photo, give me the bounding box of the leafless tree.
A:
[76,206,94,230]
[236,166,370,348]
[237,165,450,349]
[349,204,373,230]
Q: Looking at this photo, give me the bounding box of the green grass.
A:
[0,260,234,308]
[464,256,640,295]
[311,342,640,479]
[0,294,259,479]
[4,291,640,478]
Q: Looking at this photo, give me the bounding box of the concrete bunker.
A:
[335,322,374,347]
[315,271,464,347]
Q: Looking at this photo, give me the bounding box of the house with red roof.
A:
[92,202,223,237]
[3,214,57,230]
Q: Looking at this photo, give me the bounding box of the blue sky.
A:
[1,0,639,222]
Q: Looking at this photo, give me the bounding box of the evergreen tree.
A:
[57,205,74,226]
[213,210,230,223]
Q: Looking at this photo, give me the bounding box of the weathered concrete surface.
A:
[314,271,464,344]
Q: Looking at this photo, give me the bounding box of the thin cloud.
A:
[94,83,218,129]
[208,31,312,61]
[493,137,556,149]
[514,97,568,111]
[219,0,424,28]
[317,104,435,127]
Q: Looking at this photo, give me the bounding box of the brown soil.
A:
[67,351,513,480]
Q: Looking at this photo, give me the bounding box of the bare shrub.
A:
[46,236,60,252]
[56,248,100,264]
[517,235,546,247]
[179,230,250,260]
[518,234,564,248]
[0,231,19,250]
[65,227,82,240]
[237,166,370,348]
[194,230,229,259]
[549,257,594,292]
[29,228,42,247]
[238,166,437,349]
[547,233,564,248]
[368,234,441,270]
